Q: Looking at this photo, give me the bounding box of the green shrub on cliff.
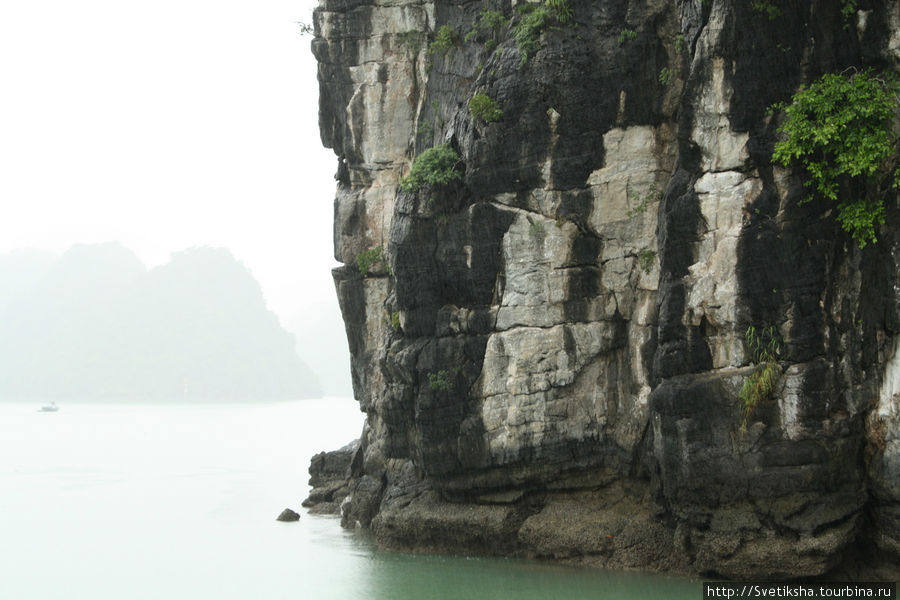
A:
[468,93,503,123]
[772,69,900,248]
[400,144,462,193]
[356,246,384,275]
[658,67,675,86]
[465,8,508,43]
[638,248,656,274]
[544,0,573,23]
[428,25,458,56]
[513,0,573,67]
[739,325,782,433]
[428,370,454,392]
[841,0,858,18]
[618,28,637,44]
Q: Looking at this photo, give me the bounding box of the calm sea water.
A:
[0,399,700,599]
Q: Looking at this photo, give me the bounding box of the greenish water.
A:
[0,399,700,599]
[345,539,700,599]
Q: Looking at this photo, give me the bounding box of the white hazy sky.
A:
[0,0,352,392]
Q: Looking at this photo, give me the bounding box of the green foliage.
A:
[745,324,781,365]
[739,325,782,433]
[466,9,507,55]
[638,249,656,274]
[355,246,384,275]
[390,311,401,332]
[428,370,454,392]
[478,9,509,31]
[674,33,686,54]
[618,28,637,45]
[513,0,573,67]
[750,1,782,19]
[627,197,647,218]
[400,144,463,193]
[841,0,857,18]
[627,184,659,218]
[739,361,781,433]
[772,69,900,248]
[514,4,552,67]
[428,25,458,56]
[658,67,675,86]
[544,0,574,23]
[469,92,503,123]
[467,8,508,41]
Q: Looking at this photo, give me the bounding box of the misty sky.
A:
[0,1,351,393]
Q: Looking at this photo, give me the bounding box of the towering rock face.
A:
[308,0,900,578]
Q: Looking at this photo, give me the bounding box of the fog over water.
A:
[0,400,700,600]
[0,399,365,599]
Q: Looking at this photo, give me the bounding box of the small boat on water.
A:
[39,402,59,412]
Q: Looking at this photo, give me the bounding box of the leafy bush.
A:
[544,0,573,23]
[469,92,503,123]
[772,69,899,248]
[618,28,637,44]
[841,0,857,18]
[478,9,509,31]
[638,249,656,274]
[356,246,384,275]
[658,67,675,85]
[626,184,659,218]
[400,144,462,193]
[466,8,508,43]
[514,4,552,66]
[428,25,458,56]
[739,325,782,433]
[428,370,454,391]
[513,0,572,67]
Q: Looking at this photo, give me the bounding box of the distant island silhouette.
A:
[0,243,321,401]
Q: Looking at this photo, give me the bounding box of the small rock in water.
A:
[276,508,300,522]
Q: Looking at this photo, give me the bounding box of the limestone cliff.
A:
[306,0,900,579]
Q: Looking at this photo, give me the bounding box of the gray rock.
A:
[276,508,300,522]
[306,0,900,581]
[302,439,360,514]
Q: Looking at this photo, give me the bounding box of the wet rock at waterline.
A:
[276,508,300,522]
